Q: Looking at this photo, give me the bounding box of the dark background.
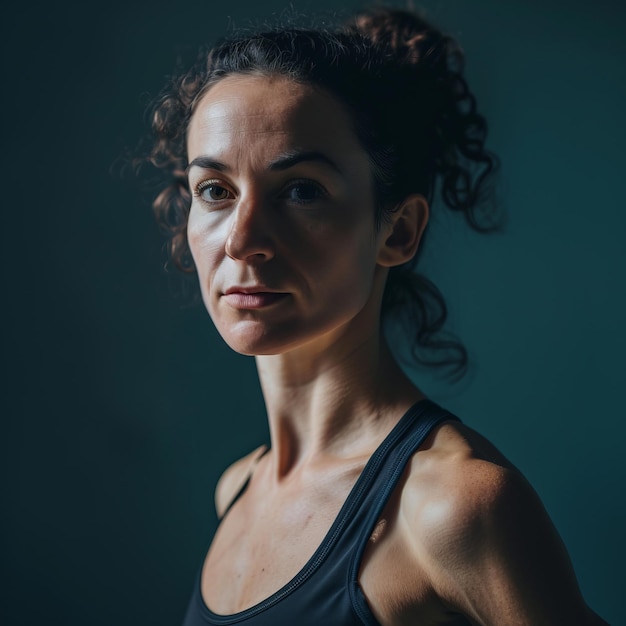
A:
[2,0,624,624]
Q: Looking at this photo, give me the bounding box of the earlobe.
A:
[377,194,429,267]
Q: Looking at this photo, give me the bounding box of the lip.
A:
[222,286,289,309]
[224,286,284,295]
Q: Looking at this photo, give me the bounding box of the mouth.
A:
[222,287,289,309]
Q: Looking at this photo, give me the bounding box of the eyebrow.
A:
[185,150,343,176]
[268,150,343,175]
[185,157,228,175]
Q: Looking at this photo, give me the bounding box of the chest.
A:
[201,468,357,615]
[199,467,453,626]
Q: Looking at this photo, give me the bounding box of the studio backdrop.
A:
[2,0,624,624]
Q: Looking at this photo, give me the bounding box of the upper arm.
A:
[406,457,607,626]
[214,444,268,519]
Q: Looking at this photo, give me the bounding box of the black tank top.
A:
[182,399,461,625]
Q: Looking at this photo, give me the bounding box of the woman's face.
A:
[186,74,391,356]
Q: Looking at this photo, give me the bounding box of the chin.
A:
[209,295,374,357]
[222,339,296,357]
[218,320,297,356]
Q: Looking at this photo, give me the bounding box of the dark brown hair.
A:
[137,7,502,379]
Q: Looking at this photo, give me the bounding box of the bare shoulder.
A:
[402,420,523,528]
[399,420,523,568]
[214,444,268,519]
[398,420,608,625]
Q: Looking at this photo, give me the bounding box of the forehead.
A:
[186,74,363,162]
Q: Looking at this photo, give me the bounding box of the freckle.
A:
[369,518,387,543]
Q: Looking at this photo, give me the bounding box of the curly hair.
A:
[136,6,502,379]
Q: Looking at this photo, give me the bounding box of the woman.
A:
[141,7,608,625]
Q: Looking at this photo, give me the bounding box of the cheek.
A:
[188,208,220,268]
[187,208,226,307]
[305,223,379,300]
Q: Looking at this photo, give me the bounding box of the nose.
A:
[224,193,275,263]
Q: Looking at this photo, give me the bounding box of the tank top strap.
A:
[219,444,270,521]
[347,399,460,624]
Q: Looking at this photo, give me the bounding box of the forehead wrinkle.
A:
[189,109,302,174]
[188,113,296,167]
[187,74,370,184]
[190,77,313,136]
[195,110,301,136]
[189,135,292,179]
[189,110,290,171]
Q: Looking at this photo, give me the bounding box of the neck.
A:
[255,325,423,480]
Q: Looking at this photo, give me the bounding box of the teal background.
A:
[2,0,624,624]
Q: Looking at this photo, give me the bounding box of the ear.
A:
[377,194,429,267]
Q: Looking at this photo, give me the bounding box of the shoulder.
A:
[398,420,603,625]
[401,420,521,532]
[214,444,268,519]
[399,420,520,573]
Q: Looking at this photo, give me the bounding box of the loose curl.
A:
[136,7,503,379]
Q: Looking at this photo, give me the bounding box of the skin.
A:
[185,74,607,625]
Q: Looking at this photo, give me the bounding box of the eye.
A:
[280,180,327,205]
[194,180,234,203]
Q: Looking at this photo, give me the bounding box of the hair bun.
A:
[348,7,461,73]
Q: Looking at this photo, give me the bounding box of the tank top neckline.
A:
[198,397,437,623]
